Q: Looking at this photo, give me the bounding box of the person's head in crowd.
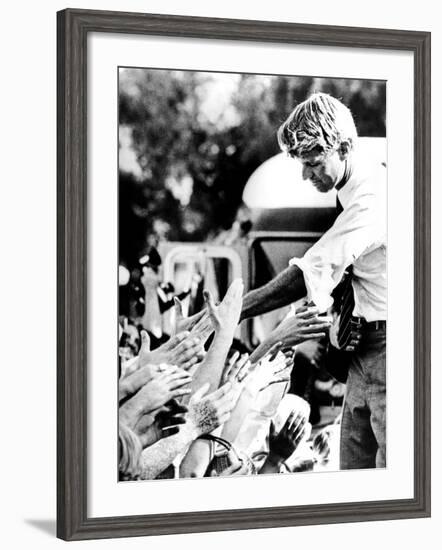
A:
[277,92,358,193]
[119,319,140,362]
[118,422,142,480]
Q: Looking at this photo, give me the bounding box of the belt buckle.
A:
[353,318,385,331]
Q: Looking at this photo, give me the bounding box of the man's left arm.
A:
[240,264,307,321]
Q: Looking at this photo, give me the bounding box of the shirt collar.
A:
[335,158,353,191]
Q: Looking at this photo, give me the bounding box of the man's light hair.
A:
[277,92,358,158]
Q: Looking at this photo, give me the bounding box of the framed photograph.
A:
[57,8,431,541]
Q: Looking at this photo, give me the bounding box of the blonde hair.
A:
[277,92,357,158]
[118,422,142,481]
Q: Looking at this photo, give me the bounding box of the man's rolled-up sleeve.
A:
[289,194,384,312]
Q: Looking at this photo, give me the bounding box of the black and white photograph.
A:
[117,67,387,482]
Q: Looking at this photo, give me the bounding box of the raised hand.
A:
[188,280,245,395]
[165,334,205,370]
[137,329,153,365]
[135,399,188,449]
[268,411,307,461]
[119,366,192,429]
[138,330,205,371]
[135,367,192,412]
[173,296,206,335]
[242,348,291,398]
[203,279,244,337]
[121,330,161,379]
[222,352,251,386]
[189,309,213,344]
[119,364,158,403]
[248,307,331,365]
[187,382,237,437]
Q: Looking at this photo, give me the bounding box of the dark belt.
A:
[354,318,386,331]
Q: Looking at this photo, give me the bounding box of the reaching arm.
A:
[138,424,196,480]
[139,382,235,479]
[190,280,243,394]
[139,267,163,338]
[240,265,306,320]
[248,306,330,364]
[259,413,306,475]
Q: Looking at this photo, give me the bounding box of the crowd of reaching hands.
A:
[119,271,340,481]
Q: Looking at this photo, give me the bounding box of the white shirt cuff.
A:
[289,257,333,313]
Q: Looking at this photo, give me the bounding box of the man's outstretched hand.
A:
[272,306,331,348]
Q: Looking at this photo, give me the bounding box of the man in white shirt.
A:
[241,92,386,469]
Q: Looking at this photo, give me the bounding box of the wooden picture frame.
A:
[57,8,431,541]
